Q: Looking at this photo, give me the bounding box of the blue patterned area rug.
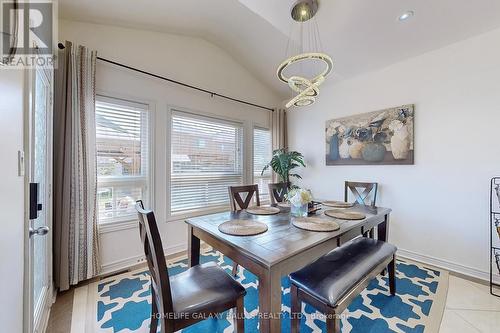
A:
[77,249,448,333]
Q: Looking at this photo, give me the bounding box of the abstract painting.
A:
[326,104,414,165]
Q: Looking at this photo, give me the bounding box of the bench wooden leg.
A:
[388,254,396,295]
[234,296,245,333]
[232,262,238,276]
[291,284,300,333]
[326,311,340,333]
[149,290,158,333]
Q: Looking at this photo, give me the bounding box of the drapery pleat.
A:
[270,108,288,182]
[53,41,100,291]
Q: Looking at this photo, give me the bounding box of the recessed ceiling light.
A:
[398,11,414,22]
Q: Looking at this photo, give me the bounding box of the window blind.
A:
[170,111,243,214]
[253,127,272,201]
[95,98,150,223]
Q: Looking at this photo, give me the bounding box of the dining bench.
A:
[289,237,397,333]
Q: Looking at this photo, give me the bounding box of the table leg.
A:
[378,214,390,275]
[188,225,200,267]
[377,213,390,242]
[259,269,282,333]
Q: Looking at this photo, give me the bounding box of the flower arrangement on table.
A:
[286,188,313,217]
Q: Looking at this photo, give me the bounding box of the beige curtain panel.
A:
[53,41,100,291]
[270,108,288,182]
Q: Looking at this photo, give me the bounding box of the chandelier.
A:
[277,0,333,108]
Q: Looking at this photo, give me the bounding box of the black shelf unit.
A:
[490,178,500,297]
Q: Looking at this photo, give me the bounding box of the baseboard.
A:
[397,248,500,285]
[99,243,186,276]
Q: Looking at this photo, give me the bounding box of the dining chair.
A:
[228,184,260,275]
[228,184,260,211]
[268,182,290,205]
[345,181,378,238]
[344,181,378,207]
[136,201,246,333]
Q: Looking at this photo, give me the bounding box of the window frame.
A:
[167,106,246,221]
[252,125,272,204]
[95,94,155,230]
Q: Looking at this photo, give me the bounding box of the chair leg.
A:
[326,312,340,333]
[150,294,159,333]
[234,296,245,333]
[388,254,396,295]
[232,262,239,276]
[291,284,300,333]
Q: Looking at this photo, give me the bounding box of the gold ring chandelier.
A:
[277,0,333,108]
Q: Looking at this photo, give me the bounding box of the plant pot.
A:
[291,203,308,217]
[362,143,386,162]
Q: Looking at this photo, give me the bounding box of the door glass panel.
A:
[33,71,48,314]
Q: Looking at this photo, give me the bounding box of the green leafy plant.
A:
[261,148,306,187]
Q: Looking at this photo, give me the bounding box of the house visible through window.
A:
[253,127,272,202]
[95,97,150,223]
[170,111,243,214]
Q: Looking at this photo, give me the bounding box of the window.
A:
[170,111,243,214]
[253,127,272,202]
[95,97,150,223]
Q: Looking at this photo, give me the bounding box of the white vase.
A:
[291,203,308,217]
[339,140,350,159]
[391,126,410,159]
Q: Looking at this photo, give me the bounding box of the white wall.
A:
[288,28,500,281]
[0,70,26,332]
[59,20,280,273]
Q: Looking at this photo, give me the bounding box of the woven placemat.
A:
[322,200,354,208]
[218,220,268,236]
[324,209,366,220]
[246,206,281,215]
[292,217,340,232]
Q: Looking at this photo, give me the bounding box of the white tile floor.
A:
[440,275,500,332]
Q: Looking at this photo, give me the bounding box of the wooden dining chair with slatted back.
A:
[136,201,246,333]
[228,184,260,211]
[268,182,290,205]
[344,181,379,237]
[227,184,260,275]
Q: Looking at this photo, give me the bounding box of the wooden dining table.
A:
[186,204,391,333]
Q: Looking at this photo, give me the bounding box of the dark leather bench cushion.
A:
[170,262,246,315]
[289,238,397,307]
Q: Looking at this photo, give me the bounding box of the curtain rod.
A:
[94,56,274,112]
[57,43,274,111]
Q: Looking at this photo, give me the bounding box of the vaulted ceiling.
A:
[59,0,500,99]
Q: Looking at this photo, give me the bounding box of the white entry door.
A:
[26,66,53,333]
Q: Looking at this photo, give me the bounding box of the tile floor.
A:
[440,275,500,333]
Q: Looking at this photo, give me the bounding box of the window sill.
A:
[98,219,139,234]
[167,206,230,223]
[167,201,272,223]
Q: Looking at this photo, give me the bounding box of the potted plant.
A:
[261,148,306,189]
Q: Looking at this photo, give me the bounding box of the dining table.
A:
[185,204,391,333]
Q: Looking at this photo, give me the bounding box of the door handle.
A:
[29,226,49,237]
